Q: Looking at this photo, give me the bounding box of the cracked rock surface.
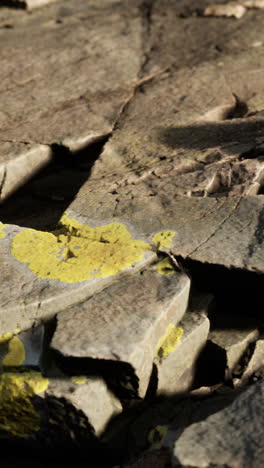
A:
[0,0,264,466]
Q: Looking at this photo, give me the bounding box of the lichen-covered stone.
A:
[0,217,155,334]
[52,265,190,397]
[156,295,211,395]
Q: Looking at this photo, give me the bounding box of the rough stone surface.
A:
[173,379,264,467]
[52,266,190,397]
[239,337,264,385]
[47,377,122,436]
[0,0,146,198]
[156,294,211,395]
[0,142,52,200]
[209,318,259,374]
[0,222,154,335]
[68,192,264,273]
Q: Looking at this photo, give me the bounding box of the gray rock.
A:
[47,377,122,436]
[0,0,144,198]
[52,265,190,397]
[173,379,264,467]
[156,295,211,395]
[0,142,52,200]
[238,337,264,386]
[210,319,259,375]
[0,221,155,334]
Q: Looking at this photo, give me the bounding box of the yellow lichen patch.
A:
[2,336,26,367]
[156,324,183,358]
[152,230,176,249]
[0,329,20,344]
[0,371,49,437]
[148,425,168,450]
[71,376,87,384]
[157,257,174,275]
[0,223,7,239]
[12,213,151,283]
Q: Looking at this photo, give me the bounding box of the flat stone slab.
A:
[0,217,155,334]
[0,0,145,198]
[156,294,211,395]
[52,264,190,397]
[173,379,264,467]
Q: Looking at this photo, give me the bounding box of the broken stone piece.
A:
[238,338,264,385]
[209,321,259,375]
[52,266,190,397]
[47,377,122,436]
[156,294,212,395]
[173,379,264,467]
[0,142,52,200]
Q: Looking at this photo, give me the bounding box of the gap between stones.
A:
[0,134,110,230]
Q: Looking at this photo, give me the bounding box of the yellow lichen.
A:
[0,329,20,344]
[156,324,183,358]
[12,213,151,283]
[2,336,26,367]
[157,257,174,275]
[71,376,87,384]
[148,425,168,450]
[0,223,7,239]
[152,230,176,249]
[0,371,49,437]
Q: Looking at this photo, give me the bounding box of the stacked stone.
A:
[0,0,264,466]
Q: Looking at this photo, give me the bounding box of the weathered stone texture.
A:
[210,324,259,374]
[52,267,190,397]
[0,222,154,335]
[0,0,145,198]
[173,379,264,467]
[47,377,122,436]
[156,295,211,395]
[0,142,52,199]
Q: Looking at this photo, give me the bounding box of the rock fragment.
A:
[52,265,190,397]
[209,314,259,377]
[173,379,264,467]
[156,294,211,395]
[47,377,122,436]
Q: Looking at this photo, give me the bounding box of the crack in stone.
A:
[138,0,156,77]
[0,166,7,198]
[188,196,244,257]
